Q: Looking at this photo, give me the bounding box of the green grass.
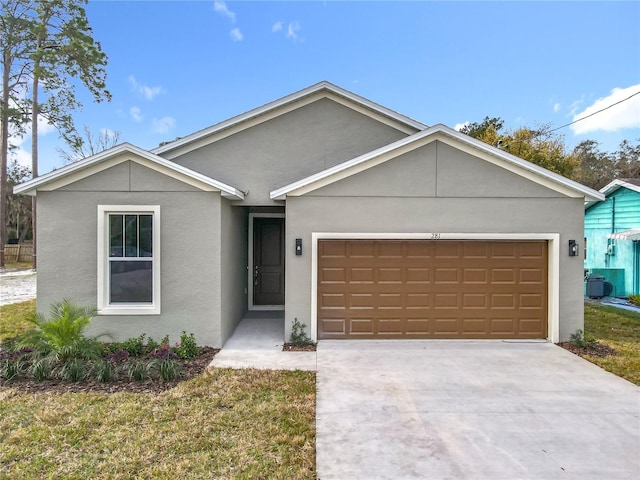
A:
[583,302,640,386]
[0,369,316,479]
[0,301,316,478]
[0,299,36,343]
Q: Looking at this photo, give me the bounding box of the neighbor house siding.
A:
[585,187,640,296]
[36,165,226,347]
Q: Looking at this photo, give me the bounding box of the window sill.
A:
[97,305,161,316]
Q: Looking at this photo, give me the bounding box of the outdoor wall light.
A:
[568,240,579,257]
[295,238,302,256]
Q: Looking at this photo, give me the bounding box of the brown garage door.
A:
[318,240,548,339]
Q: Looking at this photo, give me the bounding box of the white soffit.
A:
[270,124,605,202]
[13,143,245,200]
[151,81,426,159]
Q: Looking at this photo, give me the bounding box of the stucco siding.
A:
[286,195,584,342]
[58,161,202,193]
[37,190,224,347]
[312,141,566,199]
[220,201,248,344]
[170,98,410,205]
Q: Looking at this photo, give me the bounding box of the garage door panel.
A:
[318,240,547,339]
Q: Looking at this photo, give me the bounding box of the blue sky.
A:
[12,0,640,175]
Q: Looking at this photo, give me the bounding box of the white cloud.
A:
[214,1,236,22]
[230,28,243,42]
[152,116,176,134]
[553,103,561,113]
[273,20,302,42]
[128,75,165,101]
[570,84,640,135]
[130,106,143,122]
[454,121,469,132]
[286,21,301,41]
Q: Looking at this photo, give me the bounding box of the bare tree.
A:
[57,124,120,163]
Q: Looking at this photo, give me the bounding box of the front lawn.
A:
[0,299,35,342]
[579,302,640,386]
[0,301,316,479]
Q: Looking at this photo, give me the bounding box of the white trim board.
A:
[248,213,286,311]
[310,233,561,343]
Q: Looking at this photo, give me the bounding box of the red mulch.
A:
[557,341,617,358]
[0,347,219,395]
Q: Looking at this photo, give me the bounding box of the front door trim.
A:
[311,232,560,343]
[248,213,285,311]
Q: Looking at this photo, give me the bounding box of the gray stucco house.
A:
[15,82,604,346]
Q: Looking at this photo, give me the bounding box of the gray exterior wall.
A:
[37,162,227,347]
[220,201,248,343]
[285,141,585,342]
[169,98,410,205]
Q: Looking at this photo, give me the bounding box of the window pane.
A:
[124,215,138,257]
[109,215,123,257]
[110,261,153,303]
[139,215,153,257]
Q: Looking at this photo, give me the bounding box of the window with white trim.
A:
[98,206,160,314]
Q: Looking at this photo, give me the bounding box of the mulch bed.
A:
[0,347,219,395]
[283,343,316,352]
[557,341,617,358]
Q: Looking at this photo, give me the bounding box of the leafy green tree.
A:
[27,0,111,268]
[0,0,34,266]
[572,140,615,190]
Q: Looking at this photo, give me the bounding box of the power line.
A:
[504,90,640,147]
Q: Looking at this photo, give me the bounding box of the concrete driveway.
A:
[316,340,640,479]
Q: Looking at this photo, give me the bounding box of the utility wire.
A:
[504,90,640,147]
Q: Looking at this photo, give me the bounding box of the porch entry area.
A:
[248,213,285,310]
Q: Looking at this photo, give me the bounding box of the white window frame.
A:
[97,205,161,315]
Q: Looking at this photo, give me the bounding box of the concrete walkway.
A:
[210,318,640,479]
[208,312,316,371]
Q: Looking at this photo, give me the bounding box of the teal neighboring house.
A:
[584,178,640,297]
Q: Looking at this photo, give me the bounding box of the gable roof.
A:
[151,81,427,158]
[14,143,245,200]
[270,123,604,202]
[585,178,640,210]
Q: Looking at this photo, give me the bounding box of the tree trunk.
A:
[31,62,38,269]
[0,50,11,268]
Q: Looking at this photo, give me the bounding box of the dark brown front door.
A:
[253,217,285,305]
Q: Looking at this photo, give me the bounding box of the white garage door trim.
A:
[310,233,560,343]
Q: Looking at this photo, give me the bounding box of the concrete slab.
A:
[316,340,640,480]
[208,314,316,371]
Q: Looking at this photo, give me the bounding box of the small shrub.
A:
[112,334,147,357]
[29,358,52,381]
[628,294,640,306]
[127,360,153,382]
[107,348,130,363]
[58,358,87,382]
[289,318,314,346]
[175,332,200,359]
[570,329,598,349]
[146,336,160,352]
[0,358,24,381]
[156,359,181,382]
[93,359,115,383]
[14,299,99,362]
[148,343,176,360]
